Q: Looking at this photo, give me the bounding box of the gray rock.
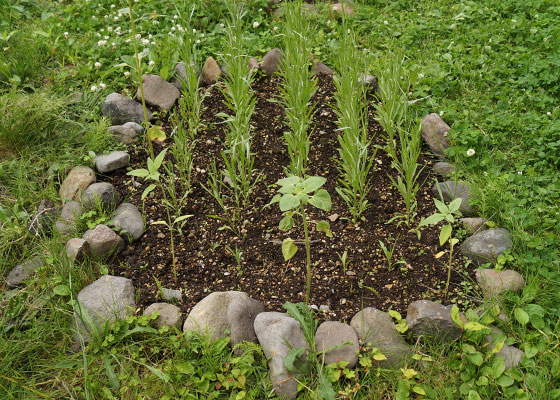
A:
[123,121,144,134]
[406,300,464,341]
[183,291,264,346]
[81,182,121,211]
[82,224,125,257]
[462,217,487,234]
[330,3,354,16]
[94,151,130,173]
[138,74,180,111]
[350,308,412,367]
[66,238,90,262]
[112,202,144,242]
[200,56,221,86]
[486,329,524,369]
[144,303,182,328]
[249,57,260,73]
[421,113,451,156]
[312,62,334,76]
[75,275,135,341]
[162,287,182,302]
[6,256,44,287]
[460,228,513,266]
[59,166,96,203]
[475,269,525,298]
[431,181,474,216]
[55,201,83,235]
[171,62,187,91]
[108,125,139,145]
[358,74,381,94]
[433,162,455,177]
[28,199,59,235]
[261,48,283,75]
[254,312,308,399]
[102,92,152,125]
[315,321,359,368]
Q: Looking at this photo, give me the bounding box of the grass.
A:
[1,0,559,398]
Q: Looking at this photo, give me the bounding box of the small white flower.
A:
[253,21,260,28]
[511,19,516,23]
[200,33,204,37]
[107,27,112,32]
[449,23,456,29]
[92,15,96,20]
[135,33,141,40]
[547,112,552,116]
[273,26,278,31]
[99,82,106,89]
[466,149,476,157]
[104,15,109,19]
[148,60,155,66]
[118,13,122,17]
[104,35,109,39]
[538,208,542,212]
[178,26,184,33]
[258,8,262,12]
[171,26,176,31]
[173,14,178,19]
[195,39,200,44]
[383,20,388,25]
[142,38,150,45]
[94,61,101,68]
[220,23,225,28]
[113,16,119,21]
[90,85,98,92]
[193,28,197,34]
[439,111,444,116]
[97,40,107,46]
[111,42,116,46]
[518,171,523,175]
[418,73,425,79]
[110,4,115,8]
[151,41,156,45]
[148,34,153,39]
[96,32,101,37]
[124,71,131,78]
[64,31,69,38]
[483,172,488,176]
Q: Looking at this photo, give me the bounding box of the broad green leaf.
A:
[434,198,449,214]
[309,189,331,211]
[491,356,506,379]
[268,194,281,206]
[148,126,166,142]
[279,215,294,231]
[316,220,332,237]
[127,168,149,178]
[467,390,482,400]
[388,310,402,321]
[448,197,463,213]
[153,149,167,169]
[302,176,326,193]
[439,224,452,246]
[279,194,300,211]
[412,386,426,395]
[53,285,71,296]
[476,376,489,386]
[496,375,514,387]
[282,238,297,261]
[514,308,529,326]
[142,184,156,200]
[176,362,195,374]
[418,213,445,227]
[373,353,387,361]
[489,338,506,356]
[467,353,484,366]
[277,176,300,187]
[451,305,464,328]
[464,322,488,331]
[318,372,336,400]
[401,368,418,379]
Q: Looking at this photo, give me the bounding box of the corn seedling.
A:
[225,245,244,276]
[378,235,406,271]
[278,1,317,177]
[336,250,352,274]
[269,176,332,304]
[332,27,376,223]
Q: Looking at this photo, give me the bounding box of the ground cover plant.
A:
[1,0,559,399]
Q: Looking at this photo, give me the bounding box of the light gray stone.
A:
[138,74,180,111]
[486,329,524,369]
[162,287,182,302]
[75,275,135,341]
[200,56,221,86]
[462,217,487,234]
[59,166,96,203]
[55,201,82,235]
[254,312,308,399]
[406,300,464,341]
[183,291,264,346]
[66,238,90,262]
[350,308,412,367]
[475,269,525,298]
[261,48,283,75]
[7,256,44,287]
[433,162,455,177]
[460,228,513,266]
[249,57,260,73]
[330,2,354,17]
[102,92,152,125]
[81,182,120,211]
[83,224,125,257]
[113,202,144,242]
[123,121,144,134]
[358,74,381,94]
[421,113,451,156]
[312,62,334,76]
[315,321,359,368]
[144,303,182,328]
[28,199,59,235]
[108,125,139,145]
[431,181,474,216]
[94,151,129,173]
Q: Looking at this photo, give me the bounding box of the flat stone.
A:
[94,151,130,173]
[183,291,264,346]
[431,181,474,216]
[421,113,451,156]
[315,321,359,368]
[460,228,513,266]
[82,224,125,257]
[462,217,487,234]
[475,269,525,298]
[75,275,135,342]
[102,92,152,125]
[112,202,144,242]
[162,287,182,302]
[7,256,44,287]
[28,199,59,236]
[81,182,121,211]
[138,74,180,111]
[312,62,334,76]
[123,121,144,134]
[254,312,308,399]
[261,48,283,75]
[358,73,380,94]
[108,125,139,145]
[59,166,96,203]
[406,300,464,341]
[66,238,90,262]
[200,56,221,86]
[144,303,182,328]
[433,162,455,177]
[486,329,524,369]
[350,308,412,367]
[55,201,82,235]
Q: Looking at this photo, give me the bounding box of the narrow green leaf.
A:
[103,355,120,391]
[318,372,336,400]
[418,213,445,227]
[127,169,149,178]
[448,197,463,213]
[142,184,156,200]
[439,224,452,246]
[434,198,449,214]
[451,305,464,328]
[153,149,167,169]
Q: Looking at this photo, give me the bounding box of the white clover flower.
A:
[151,41,155,45]
[258,8,262,12]
[220,23,225,28]
[110,4,115,8]
[193,28,197,34]
[518,171,523,175]
[124,71,131,78]
[142,38,150,45]
[173,15,178,19]
[118,13,122,17]
[104,15,109,19]
[111,42,116,46]
[547,111,552,115]
[418,73,425,79]
[104,35,109,39]
[135,33,141,40]
[94,61,101,68]
[99,82,106,89]
[114,16,119,21]
[383,20,388,25]
[148,60,155,66]
[64,32,69,38]
[439,111,444,116]
[273,26,278,31]
[483,172,488,176]
[253,21,260,28]
[96,32,101,37]
[466,149,476,157]
[92,15,96,20]
[171,26,176,31]
[90,85,98,92]
[97,40,107,46]
[178,26,184,33]
[148,34,153,39]
[107,27,112,32]
[195,39,200,44]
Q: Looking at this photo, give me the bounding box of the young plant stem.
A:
[159,185,177,281]
[445,241,454,301]
[301,204,312,304]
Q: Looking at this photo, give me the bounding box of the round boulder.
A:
[144,303,182,328]
[315,321,359,368]
[460,228,513,266]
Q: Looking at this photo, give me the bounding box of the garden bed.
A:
[106,73,476,321]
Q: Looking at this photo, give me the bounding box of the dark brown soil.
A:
[104,73,477,323]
